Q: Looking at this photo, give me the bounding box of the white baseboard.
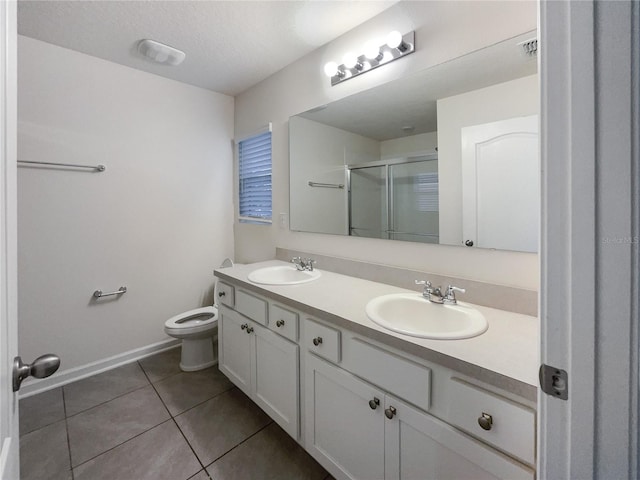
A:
[19,338,181,399]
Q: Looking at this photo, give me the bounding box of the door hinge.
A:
[539,364,568,400]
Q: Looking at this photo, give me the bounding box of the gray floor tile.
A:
[175,388,271,466]
[138,347,182,383]
[73,420,201,480]
[20,420,71,480]
[188,470,211,480]
[207,423,327,480]
[64,362,149,416]
[19,387,65,436]
[154,366,233,416]
[67,385,170,466]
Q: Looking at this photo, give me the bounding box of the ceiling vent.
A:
[518,38,538,58]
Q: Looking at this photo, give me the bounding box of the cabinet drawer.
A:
[304,319,340,363]
[447,378,535,465]
[217,282,235,307]
[345,338,431,412]
[235,289,268,325]
[268,304,298,342]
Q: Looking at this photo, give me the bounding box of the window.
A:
[238,125,272,223]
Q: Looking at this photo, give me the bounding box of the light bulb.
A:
[364,41,382,60]
[342,52,358,69]
[324,61,339,77]
[386,30,403,49]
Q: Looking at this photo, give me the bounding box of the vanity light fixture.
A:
[137,39,186,66]
[323,30,415,86]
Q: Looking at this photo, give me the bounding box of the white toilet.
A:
[164,258,234,371]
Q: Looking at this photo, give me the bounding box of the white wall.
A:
[380,131,438,159]
[17,36,234,371]
[437,75,539,245]
[234,1,538,290]
[289,116,378,234]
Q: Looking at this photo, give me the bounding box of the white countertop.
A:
[215,260,539,395]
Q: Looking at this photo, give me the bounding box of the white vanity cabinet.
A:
[218,285,299,439]
[303,318,535,480]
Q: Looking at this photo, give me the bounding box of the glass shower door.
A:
[389,160,439,244]
[349,166,388,239]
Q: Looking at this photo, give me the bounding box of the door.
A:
[305,354,384,480]
[461,115,539,252]
[218,309,252,396]
[0,1,19,478]
[253,326,299,439]
[384,395,533,480]
[348,165,387,239]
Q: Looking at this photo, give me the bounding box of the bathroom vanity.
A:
[215,260,537,480]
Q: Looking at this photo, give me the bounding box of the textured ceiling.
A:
[17,0,397,96]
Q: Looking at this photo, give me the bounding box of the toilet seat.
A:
[164,306,218,337]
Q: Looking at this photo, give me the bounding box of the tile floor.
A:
[19,347,330,480]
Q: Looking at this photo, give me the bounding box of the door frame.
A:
[539,0,639,477]
[0,0,19,478]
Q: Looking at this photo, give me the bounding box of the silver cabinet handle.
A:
[241,323,248,330]
[385,406,397,419]
[312,336,323,346]
[369,397,380,410]
[246,327,254,334]
[13,354,61,392]
[276,319,285,327]
[478,412,493,431]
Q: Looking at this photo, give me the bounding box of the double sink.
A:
[247,265,488,340]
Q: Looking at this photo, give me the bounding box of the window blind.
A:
[238,130,272,223]
[414,172,439,212]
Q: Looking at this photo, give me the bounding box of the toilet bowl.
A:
[163,258,234,372]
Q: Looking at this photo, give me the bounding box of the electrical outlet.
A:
[279,212,287,229]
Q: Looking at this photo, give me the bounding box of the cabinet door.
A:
[305,354,385,480]
[253,326,299,439]
[384,395,534,480]
[218,309,253,396]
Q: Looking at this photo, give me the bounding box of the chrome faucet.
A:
[415,280,466,305]
[443,285,466,305]
[291,257,316,271]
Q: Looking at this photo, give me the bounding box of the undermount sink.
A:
[365,293,488,340]
[247,265,321,285]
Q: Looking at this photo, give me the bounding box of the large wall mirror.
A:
[289,31,539,253]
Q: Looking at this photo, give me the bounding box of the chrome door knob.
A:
[276,320,285,327]
[478,412,493,431]
[241,324,248,330]
[13,354,60,392]
[385,406,397,419]
[312,337,323,346]
[465,240,474,247]
[246,327,254,334]
[369,397,380,410]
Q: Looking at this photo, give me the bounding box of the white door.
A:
[218,309,253,396]
[383,395,534,480]
[461,115,539,252]
[305,354,385,480]
[253,326,299,439]
[0,1,19,478]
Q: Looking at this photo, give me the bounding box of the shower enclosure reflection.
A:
[349,156,439,243]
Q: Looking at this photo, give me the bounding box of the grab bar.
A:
[18,160,106,172]
[93,286,127,298]
[308,181,344,189]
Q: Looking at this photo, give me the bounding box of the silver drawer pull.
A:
[369,397,380,410]
[478,412,493,431]
[312,336,323,346]
[218,291,226,297]
[276,319,285,327]
[385,406,397,419]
